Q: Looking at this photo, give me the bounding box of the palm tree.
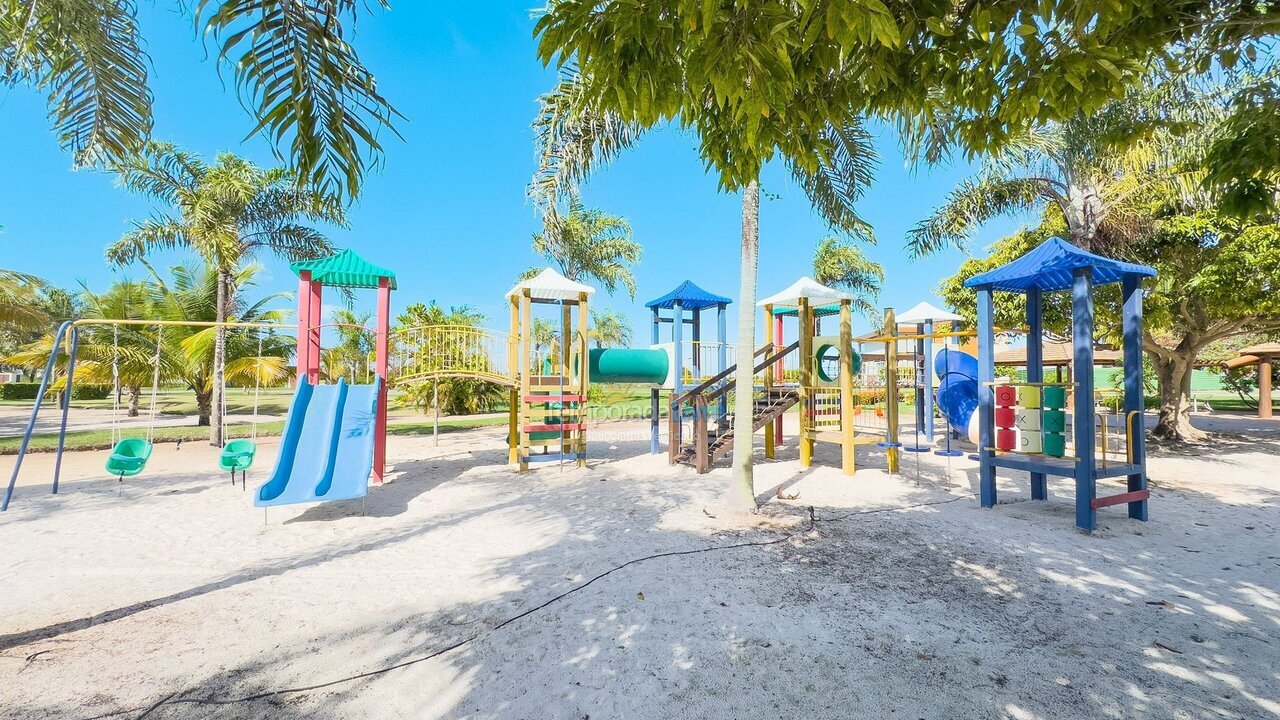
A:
[523,203,642,298]
[589,309,632,348]
[812,237,884,320]
[0,1,397,199]
[0,269,51,332]
[331,309,374,383]
[906,87,1190,257]
[106,143,344,445]
[530,70,877,510]
[146,263,292,426]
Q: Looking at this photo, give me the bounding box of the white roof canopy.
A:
[756,277,851,309]
[507,268,596,301]
[896,301,965,324]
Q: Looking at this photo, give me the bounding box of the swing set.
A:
[2,318,290,511]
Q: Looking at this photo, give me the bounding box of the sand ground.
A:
[0,416,1277,719]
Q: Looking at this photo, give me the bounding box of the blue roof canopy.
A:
[964,237,1155,293]
[645,280,732,311]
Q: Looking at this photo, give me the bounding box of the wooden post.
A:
[1026,287,1046,500]
[798,297,813,467]
[519,290,532,472]
[1260,356,1274,420]
[1121,274,1148,521]
[839,299,855,475]
[577,291,589,467]
[774,312,784,447]
[1073,268,1097,531]
[884,308,900,473]
[508,295,519,465]
[372,277,391,484]
[977,286,997,508]
[764,303,775,459]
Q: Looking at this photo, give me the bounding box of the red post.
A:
[296,271,312,383]
[308,281,323,384]
[373,277,391,483]
[774,314,784,446]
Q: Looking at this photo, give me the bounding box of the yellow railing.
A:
[391,325,514,386]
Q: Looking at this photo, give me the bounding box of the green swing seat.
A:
[219,439,257,476]
[105,438,153,479]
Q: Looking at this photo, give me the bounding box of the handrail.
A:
[674,342,777,406]
[701,341,801,405]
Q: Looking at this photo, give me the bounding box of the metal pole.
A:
[433,382,440,446]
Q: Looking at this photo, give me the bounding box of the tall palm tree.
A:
[0,1,397,199]
[812,236,884,320]
[524,203,642,298]
[906,87,1194,257]
[331,308,374,382]
[589,309,632,348]
[530,70,877,510]
[106,143,344,445]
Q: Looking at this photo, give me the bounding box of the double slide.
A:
[255,378,381,508]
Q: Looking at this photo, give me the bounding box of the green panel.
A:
[588,348,669,384]
[1042,432,1066,457]
[1042,386,1067,409]
[1042,410,1066,432]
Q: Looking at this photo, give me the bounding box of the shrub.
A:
[70,385,112,401]
[0,383,41,400]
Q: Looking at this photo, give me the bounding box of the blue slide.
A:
[254,377,381,508]
[934,348,980,444]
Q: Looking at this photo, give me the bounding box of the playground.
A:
[1,414,1277,719]
[1,242,1278,718]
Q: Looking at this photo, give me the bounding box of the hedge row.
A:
[0,383,112,401]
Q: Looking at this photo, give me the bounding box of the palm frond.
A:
[196,0,402,201]
[907,177,1054,257]
[2,0,153,166]
[789,120,879,242]
[529,67,644,217]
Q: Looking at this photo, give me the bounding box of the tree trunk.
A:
[195,386,212,426]
[127,385,141,418]
[1151,352,1205,441]
[728,180,761,512]
[211,267,230,446]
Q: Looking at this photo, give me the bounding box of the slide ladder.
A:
[670,342,800,473]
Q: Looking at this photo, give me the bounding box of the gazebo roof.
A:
[291,249,397,290]
[757,277,851,309]
[506,268,596,301]
[897,301,964,324]
[645,280,731,311]
[964,237,1155,293]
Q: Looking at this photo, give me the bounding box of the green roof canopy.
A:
[291,249,397,290]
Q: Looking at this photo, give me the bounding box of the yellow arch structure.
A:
[389,325,517,388]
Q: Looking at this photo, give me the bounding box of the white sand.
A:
[1,416,1277,719]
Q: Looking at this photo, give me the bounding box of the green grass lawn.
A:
[0,388,298,415]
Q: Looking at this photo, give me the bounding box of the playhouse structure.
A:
[964,237,1155,531]
[646,281,732,455]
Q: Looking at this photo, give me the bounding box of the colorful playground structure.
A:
[2,238,1156,531]
[966,238,1155,531]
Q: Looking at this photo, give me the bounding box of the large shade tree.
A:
[106,143,343,444]
[0,0,398,199]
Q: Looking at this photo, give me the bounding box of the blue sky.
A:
[0,3,1026,342]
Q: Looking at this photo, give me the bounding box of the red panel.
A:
[1091,490,1150,509]
[524,394,585,403]
[996,428,1016,451]
[994,407,1015,427]
[522,423,587,433]
[995,385,1017,407]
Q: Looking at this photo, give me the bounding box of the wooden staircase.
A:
[670,342,799,473]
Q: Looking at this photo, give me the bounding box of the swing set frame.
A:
[2,318,296,511]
